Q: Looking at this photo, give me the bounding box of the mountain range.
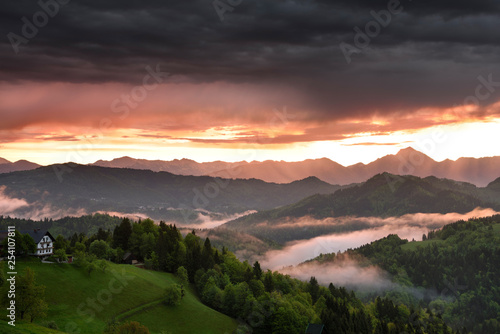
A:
[0,164,342,222]
[223,173,500,242]
[0,158,40,174]
[94,147,500,187]
[2,147,500,187]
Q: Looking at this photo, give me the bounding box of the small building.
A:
[305,324,325,334]
[122,252,138,265]
[22,229,55,257]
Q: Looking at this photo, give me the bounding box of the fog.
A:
[96,211,150,221]
[0,186,87,220]
[0,185,29,213]
[260,208,498,269]
[257,208,499,290]
[263,208,500,231]
[280,255,394,291]
[182,210,257,229]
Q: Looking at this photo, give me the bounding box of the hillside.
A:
[224,173,500,240]
[1,259,238,334]
[0,214,124,238]
[0,164,341,223]
[293,215,500,333]
[329,216,500,333]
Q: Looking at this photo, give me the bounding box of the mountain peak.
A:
[0,157,11,164]
[396,147,420,155]
[394,147,434,161]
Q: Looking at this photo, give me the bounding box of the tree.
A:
[2,231,36,256]
[74,241,86,253]
[73,251,89,268]
[139,232,156,259]
[54,234,68,251]
[141,219,157,235]
[89,240,110,259]
[115,321,150,334]
[272,305,304,334]
[145,251,159,270]
[253,261,263,280]
[176,266,188,283]
[98,259,109,272]
[163,284,183,306]
[53,249,68,262]
[16,268,48,322]
[86,261,98,277]
[264,271,275,293]
[23,234,37,255]
[113,218,132,250]
[309,276,320,304]
[201,238,215,270]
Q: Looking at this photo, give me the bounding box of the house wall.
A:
[36,235,54,256]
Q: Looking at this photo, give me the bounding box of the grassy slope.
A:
[1,259,238,334]
[0,321,64,334]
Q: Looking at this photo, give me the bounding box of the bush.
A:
[117,321,150,334]
[89,240,111,259]
[163,284,183,306]
[45,321,59,330]
[176,266,188,283]
[54,248,68,262]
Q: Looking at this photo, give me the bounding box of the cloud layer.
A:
[258,208,500,269]
[1,0,500,137]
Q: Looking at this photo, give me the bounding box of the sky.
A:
[1,0,500,166]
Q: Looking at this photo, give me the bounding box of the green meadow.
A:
[1,259,238,334]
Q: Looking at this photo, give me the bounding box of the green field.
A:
[1,259,238,334]
[0,321,64,334]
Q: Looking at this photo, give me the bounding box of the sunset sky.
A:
[1,0,500,166]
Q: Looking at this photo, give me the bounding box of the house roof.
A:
[19,229,55,244]
[305,324,324,334]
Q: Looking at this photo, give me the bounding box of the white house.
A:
[22,229,56,257]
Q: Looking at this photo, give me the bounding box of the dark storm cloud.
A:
[1,0,500,120]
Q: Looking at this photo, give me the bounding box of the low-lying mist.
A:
[257,208,499,291]
[259,208,498,270]
[0,186,87,220]
[182,210,257,229]
[280,254,394,291]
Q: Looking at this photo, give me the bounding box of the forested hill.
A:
[226,173,500,228]
[306,215,500,334]
[0,213,123,237]
[0,164,341,220]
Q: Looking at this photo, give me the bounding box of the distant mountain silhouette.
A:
[93,156,245,176]
[91,148,500,186]
[0,159,40,174]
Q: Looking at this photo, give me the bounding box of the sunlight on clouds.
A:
[1,117,500,166]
